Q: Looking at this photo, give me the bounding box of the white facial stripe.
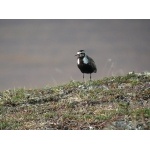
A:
[77,58,80,64]
[83,56,88,64]
[77,52,82,54]
[77,50,85,55]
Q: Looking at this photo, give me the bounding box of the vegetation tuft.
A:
[0,72,149,130]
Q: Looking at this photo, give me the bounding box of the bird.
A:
[75,50,97,81]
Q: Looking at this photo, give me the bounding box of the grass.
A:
[0,72,149,130]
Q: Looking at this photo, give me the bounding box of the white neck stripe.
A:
[83,55,88,64]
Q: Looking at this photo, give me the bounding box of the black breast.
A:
[77,58,94,74]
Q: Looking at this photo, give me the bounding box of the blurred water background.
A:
[0,19,150,91]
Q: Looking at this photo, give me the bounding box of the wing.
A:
[87,55,97,73]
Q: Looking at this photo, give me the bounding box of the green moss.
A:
[0,119,22,130]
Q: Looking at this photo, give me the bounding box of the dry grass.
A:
[0,72,149,130]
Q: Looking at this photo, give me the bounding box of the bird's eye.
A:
[80,53,84,57]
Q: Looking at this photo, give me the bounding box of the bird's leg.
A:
[83,73,84,82]
[90,74,91,81]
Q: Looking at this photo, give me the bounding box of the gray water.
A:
[0,19,150,91]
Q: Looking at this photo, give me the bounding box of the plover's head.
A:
[75,50,86,58]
